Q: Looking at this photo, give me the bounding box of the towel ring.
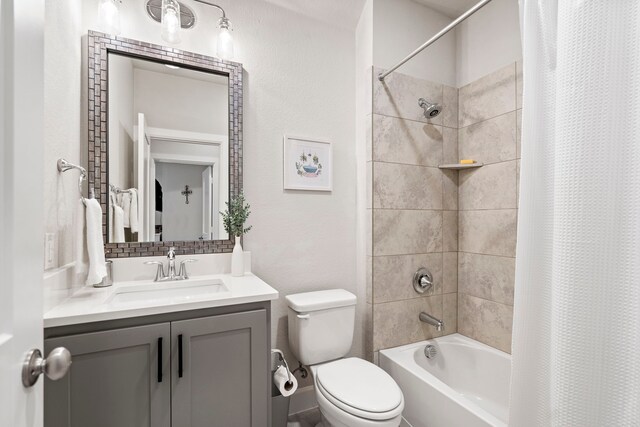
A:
[57,158,94,204]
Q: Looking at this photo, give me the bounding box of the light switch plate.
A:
[44,233,56,270]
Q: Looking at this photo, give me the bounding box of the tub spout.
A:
[419,312,444,331]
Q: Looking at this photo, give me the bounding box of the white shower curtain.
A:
[510,1,640,425]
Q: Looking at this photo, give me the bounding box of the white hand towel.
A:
[74,199,88,276]
[85,198,107,286]
[109,193,116,242]
[112,205,125,243]
[129,189,139,234]
[122,192,131,228]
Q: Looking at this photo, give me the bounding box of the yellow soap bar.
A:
[460,159,476,164]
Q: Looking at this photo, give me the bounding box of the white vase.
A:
[231,235,244,277]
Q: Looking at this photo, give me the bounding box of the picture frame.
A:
[283,135,333,191]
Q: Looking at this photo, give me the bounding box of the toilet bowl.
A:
[286,290,404,427]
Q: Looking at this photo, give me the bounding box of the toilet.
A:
[286,289,404,427]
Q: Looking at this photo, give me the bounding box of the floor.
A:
[286,407,413,427]
[287,407,322,427]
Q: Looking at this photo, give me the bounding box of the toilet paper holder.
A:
[271,349,293,384]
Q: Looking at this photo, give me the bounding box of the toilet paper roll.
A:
[273,365,298,397]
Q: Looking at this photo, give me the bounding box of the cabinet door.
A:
[172,309,269,427]
[44,323,171,427]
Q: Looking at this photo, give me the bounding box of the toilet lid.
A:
[316,358,403,415]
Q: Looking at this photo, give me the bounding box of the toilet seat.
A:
[313,358,404,421]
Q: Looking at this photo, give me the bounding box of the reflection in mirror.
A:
[107,53,229,243]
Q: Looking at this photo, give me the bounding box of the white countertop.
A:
[44,273,278,328]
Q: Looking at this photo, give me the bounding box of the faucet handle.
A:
[167,247,176,260]
[144,261,165,282]
[178,259,197,279]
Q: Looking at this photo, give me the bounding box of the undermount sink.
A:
[106,278,229,307]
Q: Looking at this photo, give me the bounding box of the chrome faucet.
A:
[144,247,197,282]
[419,312,444,332]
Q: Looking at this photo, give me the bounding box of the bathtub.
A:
[379,334,510,427]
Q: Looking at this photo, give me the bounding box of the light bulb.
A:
[217,25,234,60]
[161,0,181,44]
[98,0,121,35]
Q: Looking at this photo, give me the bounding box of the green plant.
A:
[220,193,252,237]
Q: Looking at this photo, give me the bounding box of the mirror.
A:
[89,32,242,256]
[107,53,229,243]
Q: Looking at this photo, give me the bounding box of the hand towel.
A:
[112,204,125,243]
[74,199,88,276]
[129,188,139,234]
[109,192,116,242]
[121,192,131,228]
[84,198,107,286]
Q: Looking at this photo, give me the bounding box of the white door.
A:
[201,166,213,239]
[135,113,150,241]
[1,0,47,426]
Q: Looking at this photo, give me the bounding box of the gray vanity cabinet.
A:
[171,309,269,427]
[44,323,171,427]
[44,306,270,427]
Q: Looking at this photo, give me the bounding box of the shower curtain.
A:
[510,1,640,425]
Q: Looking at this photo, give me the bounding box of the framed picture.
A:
[283,135,333,191]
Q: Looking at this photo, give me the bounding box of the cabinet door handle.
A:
[157,337,163,383]
[178,334,183,378]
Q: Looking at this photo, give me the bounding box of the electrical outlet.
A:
[44,233,56,270]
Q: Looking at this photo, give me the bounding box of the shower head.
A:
[418,98,442,118]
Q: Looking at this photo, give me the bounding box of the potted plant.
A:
[221,193,252,276]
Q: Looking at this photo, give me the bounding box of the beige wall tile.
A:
[442,169,458,211]
[366,209,372,256]
[373,210,442,256]
[459,63,516,127]
[442,293,458,335]
[366,256,373,304]
[372,114,443,166]
[365,114,372,161]
[373,67,444,125]
[458,252,515,305]
[516,160,521,203]
[364,302,374,361]
[443,210,458,252]
[366,161,373,208]
[373,163,442,210]
[459,111,517,164]
[516,109,522,159]
[373,295,443,350]
[516,61,523,110]
[442,127,458,164]
[373,253,443,303]
[459,161,517,210]
[443,252,458,294]
[458,293,513,353]
[459,210,517,257]
[443,85,458,129]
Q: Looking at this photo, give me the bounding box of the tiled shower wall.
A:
[456,62,522,353]
[364,62,522,359]
[365,67,460,362]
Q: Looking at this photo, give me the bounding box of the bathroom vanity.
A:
[43,274,277,427]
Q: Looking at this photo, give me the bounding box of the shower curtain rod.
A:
[378,0,494,81]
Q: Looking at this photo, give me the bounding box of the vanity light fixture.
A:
[146,0,235,60]
[98,0,122,35]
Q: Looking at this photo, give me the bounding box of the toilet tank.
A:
[286,289,357,366]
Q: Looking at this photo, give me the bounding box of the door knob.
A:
[22,347,72,387]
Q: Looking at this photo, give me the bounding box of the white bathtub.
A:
[379,334,510,427]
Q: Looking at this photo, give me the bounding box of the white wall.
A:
[43,0,84,270]
[156,163,207,241]
[372,0,456,86]
[133,68,228,135]
[43,0,360,372]
[455,0,521,86]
